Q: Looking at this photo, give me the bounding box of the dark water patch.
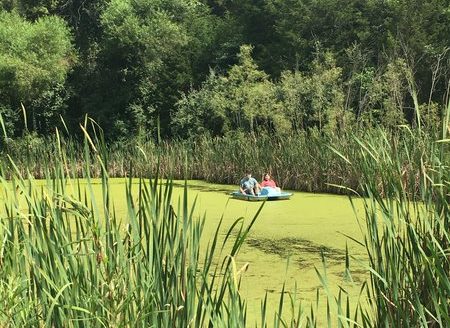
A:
[246,236,368,283]
[247,236,346,265]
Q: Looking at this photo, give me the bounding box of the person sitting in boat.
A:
[260,173,281,192]
[240,171,260,195]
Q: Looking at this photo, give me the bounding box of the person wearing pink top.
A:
[260,173,281,192]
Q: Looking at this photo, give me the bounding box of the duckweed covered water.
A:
[1,177,369,324]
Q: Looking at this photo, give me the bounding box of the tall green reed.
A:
[1,128,434,197]
[334,112,449,326]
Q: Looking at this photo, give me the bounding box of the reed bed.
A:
[1,127,436,197]
[351,125,450,326]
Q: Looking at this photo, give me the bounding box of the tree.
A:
[0,11,75,134]
[266,0,393,73]
[278,50,349,133]
[173,45,289,137]
[70,0,220,139]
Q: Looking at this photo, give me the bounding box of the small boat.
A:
[231,187,292,201]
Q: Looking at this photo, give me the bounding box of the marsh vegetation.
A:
[0,116,448,326]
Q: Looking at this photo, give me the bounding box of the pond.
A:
[0,177,369,324]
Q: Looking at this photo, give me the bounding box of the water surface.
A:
[1,177,369,324]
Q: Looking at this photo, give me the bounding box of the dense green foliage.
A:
[0,11,74,133]
[0,0,449,139]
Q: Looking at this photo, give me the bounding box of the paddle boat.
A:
[231,187,293,201]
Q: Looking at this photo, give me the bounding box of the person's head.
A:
[263,173,271,181]
[245,171,252,179]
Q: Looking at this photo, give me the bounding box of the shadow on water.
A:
[247,236,346,263]
[246,236,368,283]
